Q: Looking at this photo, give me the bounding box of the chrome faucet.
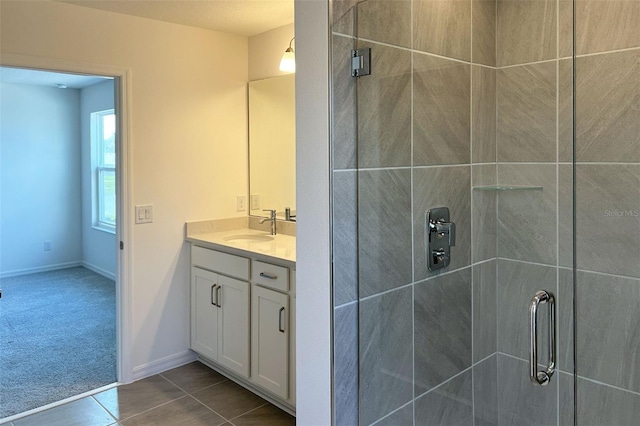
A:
[285,207,296,222]
[260,209,277,235]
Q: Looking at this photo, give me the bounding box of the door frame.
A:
[0,53,134,384]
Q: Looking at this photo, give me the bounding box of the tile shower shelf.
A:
[473,185,544,191]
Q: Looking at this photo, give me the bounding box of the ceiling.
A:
[0,67,111,89]
[58,0,294,37]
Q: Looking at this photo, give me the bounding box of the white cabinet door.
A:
[191,267,218,361]
[289,296,296,405]
[251,285,289,399]
[218,275,250,378]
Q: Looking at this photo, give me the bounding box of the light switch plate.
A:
[135,205,153,224]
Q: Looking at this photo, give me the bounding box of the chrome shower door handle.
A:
[529,290,556,386]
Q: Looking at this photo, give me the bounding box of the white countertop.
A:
[186,228,296,266]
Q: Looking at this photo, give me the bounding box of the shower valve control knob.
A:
[427,207,456,271]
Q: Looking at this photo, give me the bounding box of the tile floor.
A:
[6,362,295,426]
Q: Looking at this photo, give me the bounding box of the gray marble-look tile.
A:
[496,0,557,66]
[413,166,471,281]
[118,396,226,426]
[13,397,115,426]
[414,54,471,166]
[473,260,497,362]
[558,372,575,426]
[496,354,557,426]
[575,49,640,163]
[357,41,412,168]
[472,164,497,262]
[558,59,573,163]
[558,268,574,374]
[472,66,496,164]
[358,169,413,297]
[357,0,411,48]
[574,270,640,393]
[497,164,557,265]
[572,376,640,425]
[573,0,640,55]
[415,268,472,394]
[575,164,640,278]
[93,376,185,420]
[558,164,573,268]
[230,404,295,426]
[359,286,413,425]
[160,362,226,394]
[332,0,357,36]
[333,171,358,306]
[497,259,557,360]
[372,403,413,426]
[415,369,473,426]
[333,304,358,426]
[558,0,573,58]
[497,62,557,163]
[413,0,472,61]
[473,355,499,426]
[473,0,496,66]
[332,34,357,170]
[192,380,266,420]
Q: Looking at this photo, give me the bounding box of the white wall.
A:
[0,83,82,275]
[80,79,116,278]
[249,23,295,81]
[0,1,248,376]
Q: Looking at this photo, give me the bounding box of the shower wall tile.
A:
[472,66,496,164]
[575,164,640,278]
[413,0,471,61]
[573,0,640,55]
[414,268,472,394]
[473,260,497,362]
[357,42,412,168]
[558,268,574,373]
[558,0,573,58]
[358,169,413,297]
[497,259,556,360]
[473,355,499,426]
[413,166,471,281]
[332,171,357,306]
[497,62,557,163]
[472,0,496,66]
[414,54,471,166]
[558,165,573,268]
[575,49,640,163]
[496,354,558,426]
[415,369,473,425]
[558,59,573,163]
[333,304,358,426]
[332,0,357,36]
[558,373,575,426]
[572,376,640,425]
[573,270,640,393]
[496,0,557,66]
[374,403,413,426]
[359,287,413,425]
[497,164,557,265]
[332,34,356,170]
[472,164,497,262]
[357,0,411,48]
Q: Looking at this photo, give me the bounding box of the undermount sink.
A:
[223,234,274,243]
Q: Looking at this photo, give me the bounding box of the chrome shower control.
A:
[427,207,456,271]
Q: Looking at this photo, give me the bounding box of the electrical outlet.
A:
[135,205,153,224]
[237,195,247,212]
[44,240,52,251]
[251,194,260,210]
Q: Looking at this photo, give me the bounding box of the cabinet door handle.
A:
[278,307,286,333]
[211,284,217,306]
[260,272,278,280]
[216,286,222,308]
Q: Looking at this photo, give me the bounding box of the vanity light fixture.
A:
[279,37,295,73]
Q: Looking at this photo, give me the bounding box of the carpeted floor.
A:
[0,267,116,419]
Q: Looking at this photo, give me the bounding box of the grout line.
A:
[334,299,358,310]
[226,402,270,424]
[189,395,234,424]
[497,256,561,269]
[497,57,558,69]
[575,45,640,59]
[469,0,476,418]
[369,400,414,426]
[358,281,414,302]
[410,0,416,421]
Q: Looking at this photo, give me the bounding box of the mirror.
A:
[248,74,296,219]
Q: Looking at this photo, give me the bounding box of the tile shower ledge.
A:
[186,227,296,267]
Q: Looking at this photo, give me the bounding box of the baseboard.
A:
[0,261,83,278]
[131,350,198,382]
[82,262,116,281]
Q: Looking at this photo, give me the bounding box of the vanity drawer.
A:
[252,260,289,292]
[192,246,249,280]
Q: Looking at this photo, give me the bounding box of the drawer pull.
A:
[278,307,286,333]
[216,286,222,308]
[260,272,278,280]
[211,284,217,306]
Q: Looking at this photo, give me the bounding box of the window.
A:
[92,109,116,232]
